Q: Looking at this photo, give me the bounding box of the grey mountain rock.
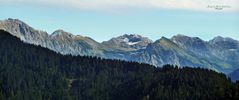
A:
[0,18,101,56]
[171,34,213,57]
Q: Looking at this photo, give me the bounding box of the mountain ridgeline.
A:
[0,18,239,75]
[0,30,239,100]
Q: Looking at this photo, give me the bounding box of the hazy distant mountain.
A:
[131,37,223,71]
[229,68,239,82]
[171,34,213,57]
[102,34,153,51]
[171,34,236,73]
[209,36,239,65]
[0,18,239,74]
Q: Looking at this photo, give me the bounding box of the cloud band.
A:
[1,0,239,12]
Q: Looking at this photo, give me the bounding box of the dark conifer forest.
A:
[0,29,238,100]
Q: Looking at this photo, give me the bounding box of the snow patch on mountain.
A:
[123,37,140,45]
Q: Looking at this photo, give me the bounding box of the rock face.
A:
[49,29,101,56]
[0,18,102,56]
[0,18,49,46]
[0,18,239,74]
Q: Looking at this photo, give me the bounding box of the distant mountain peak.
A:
[101,34,153,50]
[160,36,168,40]
[154,36,176,47]
[54,29,65,33]
[1,18,28,27]
[120,34,147,45]
[172,34,201,41]
[0,18,49,42]
[51,29,74,38]
[229,68,239,82]
[6,18,22,23]
[170,34,213,57]
[173,34,189,37]
[210,36,235,43]
[122,34,152,43]
[2,18,32,29]
[122,34,142,38]
[171,34,206,44]
[209,36,239,49]
[154,36,168,43]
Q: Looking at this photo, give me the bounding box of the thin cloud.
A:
[1,0,239,12]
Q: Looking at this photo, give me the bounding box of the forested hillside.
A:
[0,29,238,100]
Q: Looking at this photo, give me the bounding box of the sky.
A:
[0,0,239,42]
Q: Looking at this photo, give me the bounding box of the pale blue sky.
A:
[0,1,239,42]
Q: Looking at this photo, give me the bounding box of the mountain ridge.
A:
[0,18,238,74]
[1,18,238,43]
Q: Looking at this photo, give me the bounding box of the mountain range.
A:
[0,18,239,74]
[0,29,238,99]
